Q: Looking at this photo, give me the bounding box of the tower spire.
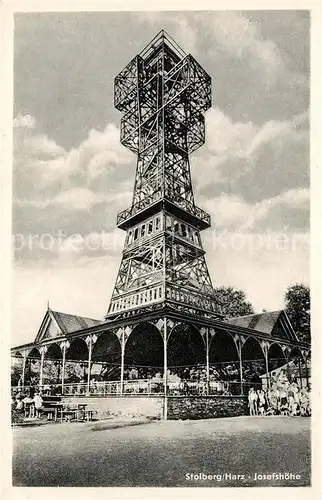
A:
[106,31,220,320]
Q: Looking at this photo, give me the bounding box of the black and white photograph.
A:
[3,3,315,492]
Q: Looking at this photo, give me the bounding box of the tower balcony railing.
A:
[166,284,220,314]
[108,283,164,315]
[117,193,211,229]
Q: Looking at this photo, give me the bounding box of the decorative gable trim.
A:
[34,310,64,343]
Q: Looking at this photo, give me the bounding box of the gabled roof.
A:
[35,308,102,343]
[226,310,282,334]
[50,310,101,334]
[226,310,298,342]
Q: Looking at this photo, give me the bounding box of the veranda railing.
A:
[11,378,260,397]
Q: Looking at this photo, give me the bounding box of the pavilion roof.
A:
[226,310,283,335]
[50,310,102,335]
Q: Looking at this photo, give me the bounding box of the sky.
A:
[12,10,310,346]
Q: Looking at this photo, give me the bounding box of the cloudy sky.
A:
[12,10,310,346]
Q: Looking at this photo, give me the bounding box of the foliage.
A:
[285,283,310,344]
[214,286,254,318]
[11,365,21,386]
[11,406,24,425]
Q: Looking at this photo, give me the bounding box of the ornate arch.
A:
[91,331,121,381]
[268,342,287,372]
[124,322,163,378]
[167,322,205,378]
[241,336,266,386]
[208,328,239,384]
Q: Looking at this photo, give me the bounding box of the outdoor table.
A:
[42,404,63,422]
[76,404,93,422]
[60,407,78,422]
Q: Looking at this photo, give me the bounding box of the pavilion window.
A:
[148,221,153,234]
[141,225,146,238]
[128,231,133,244]
[155,217,161,231]
[134,228,139,240]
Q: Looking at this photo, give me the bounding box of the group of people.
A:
[12,391,44,420]
[248,382,311,417]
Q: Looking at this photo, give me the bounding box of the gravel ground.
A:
[12,416,311,487]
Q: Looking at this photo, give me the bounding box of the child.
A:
[33,392,43,418]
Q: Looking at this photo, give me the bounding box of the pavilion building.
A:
[11,31,310,419]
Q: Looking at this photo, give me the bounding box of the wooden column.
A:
[163,318,168,420]
[262,342,270,390]
[39,346,47,388]
[120,329,125,396]
[60,340,70,395]
[304,352,310,389]
[286,351,290,381]
[206,328,210,396]
[238,343,244,395]
[86,335,97,395]
[298,357,303,389]
[22,352,27,390]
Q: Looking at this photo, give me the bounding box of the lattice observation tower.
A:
[106,30,220,320]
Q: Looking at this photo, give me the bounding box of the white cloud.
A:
[203,188,309,231]
[26,134,66,157]
[205,107,308,161]
[206,12,284,86]
[13,115,133,204]
[205,107,257,157]
[193,107,309,195]
[13,114,36,129]
[52,187,104,211]
[204,229,309,312]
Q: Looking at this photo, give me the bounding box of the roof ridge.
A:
[228,310,283,319]
[50,309,101,322]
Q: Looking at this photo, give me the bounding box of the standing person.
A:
[33,392,43,419]
[279,386,288,414]
[287,384,295,415]
[248,388,257,416]
[253,388,259,415]
[22,393,34,418]
[257,389,266,415]
[15,395,24,413]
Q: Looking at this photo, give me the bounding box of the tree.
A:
[214,286,254,318]
[285,283,310,344]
